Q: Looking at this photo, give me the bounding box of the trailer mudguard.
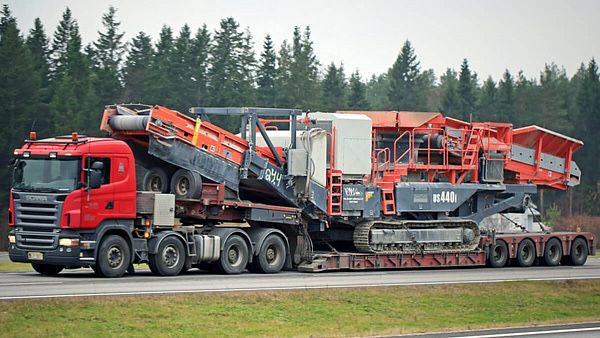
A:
[245,227,293,269]
[208,228,254,263]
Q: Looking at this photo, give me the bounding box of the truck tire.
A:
[487,240,508,268]
[148,236,185,276]
[143,167,170,193]
[31,263,64,276]
[216,235,249,275]
[567,237,588,266]
[170,169,202,199]
[95,235,131,278]
[543,238,562,266]
[249,234,286,274]
[516,239,536,267]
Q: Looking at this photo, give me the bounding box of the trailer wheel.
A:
[95,235,131,278]
[149,236,185,276]
[143,167,170,193]
[543,238,562,266]
[170,169,202,199]
[567,237,588,266]
[216,235,249,275]
[487,240,508,268]
[31,263,64,276]
[249,234,286,274]
[516,239,536,267]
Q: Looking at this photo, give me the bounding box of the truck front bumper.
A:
[8,244,90,267]
[8,228,96,267]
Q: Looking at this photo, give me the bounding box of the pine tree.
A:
[387,40,424,110]
[49,7,98,135]
[440,68,459,118]
[514,71,538,126]
[169,24,196,111]
[539,63,570,132]
[575,59,600,213]
[122,31,153,102]
[419,68,437,111]
[90,6,125,106]
[26,17,52,132]
[257,34,277,107]
[238,28,257,105]
[457,59,477,119]
[347,70,369,110]
[144,25,174,104]
[497,70,516,121]
[191,25,210,106]
[289,26,320,109]
[275,40,293,107]
[0,5,40,148]
[208,18,255,108]
[321,62,346,111]
[366,74,391,110]
[477,76,498,120]
[49,8,75,81]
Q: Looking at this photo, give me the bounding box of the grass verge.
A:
[1,280,599,337]
[0,261,33,272]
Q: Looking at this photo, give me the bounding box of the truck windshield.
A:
[12,158,81,193]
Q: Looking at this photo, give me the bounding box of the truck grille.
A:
[13,193,65,250]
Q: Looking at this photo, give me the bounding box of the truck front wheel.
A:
[95,235,131,278]
[149,236,185,276]
[216,235,249,275]
[31,263,64,276]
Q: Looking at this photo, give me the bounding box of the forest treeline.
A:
[1,5,599,221]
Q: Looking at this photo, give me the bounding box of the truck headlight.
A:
[59,238,80,247]
[8,235,15,244]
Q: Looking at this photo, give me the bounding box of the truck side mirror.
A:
[88,161,104,189]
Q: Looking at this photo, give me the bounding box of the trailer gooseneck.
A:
[7,104,594,277]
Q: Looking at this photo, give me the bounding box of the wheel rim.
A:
[549,245,558,260]
[493,246,503,261]
[521,245,531,261]
[575,244,583,258]
[149,176,162,191]
[163,244,179,268]
[176,177,190,196]
[227,245,242,267]
[107,245,124,269]
[266,245,278,265]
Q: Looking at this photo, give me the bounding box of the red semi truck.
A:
[7,104,594,277]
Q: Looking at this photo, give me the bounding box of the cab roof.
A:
[14,136,131,157]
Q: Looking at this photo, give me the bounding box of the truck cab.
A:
[8,134,137,275]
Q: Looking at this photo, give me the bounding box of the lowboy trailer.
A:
[7,104,594,277]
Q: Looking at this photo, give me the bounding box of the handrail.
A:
[392,130,411,169]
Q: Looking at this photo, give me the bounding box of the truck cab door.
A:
[81,157,115,229]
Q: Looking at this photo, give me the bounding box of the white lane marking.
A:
[0,281,63,286]
[1,276,600,300]
[450,326,600,337]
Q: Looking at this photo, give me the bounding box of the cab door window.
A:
[84,157,111,186]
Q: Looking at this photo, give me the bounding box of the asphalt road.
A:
[401,322,600,338]
[1,258,599,300]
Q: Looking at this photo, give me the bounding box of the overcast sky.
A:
[6,0,600,82]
